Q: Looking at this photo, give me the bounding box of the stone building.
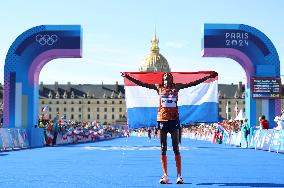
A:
[139,32,171,72]
[38,81,126,125]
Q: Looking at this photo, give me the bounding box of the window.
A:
[243,108,245,112]
[41,101,45,104]
[88,101,91,104]
[71,114,74,119]
[119,108,122,112]
[97,101,100,104]
[228,108,231,112]
[49,107,52,112]
[104,114,107,119]
[79,101,82,104]
[219,108,222,112]
[49,114,52,119]
[119,100,122,104]
[97,114,100,120]
[78,107,81,112]
[112,114,115,119]
[104,108,107,112]
[112,101,115,104]
[78,114,81,119]
[88,114,91,119]
[88,108,91,112]
[71,101,74,104]
[71,107,74,112]
[97,108,100,112]
[56,108,59,112]
[112,108,114,112]
[49,101,52,104]
[64,108,67,112]
[243,101,245,104]
[104,101,107,104]
[228,101,231,105]
[56,101,59,104]
[119,114,122,118]
[219,101,222,104]
[64,101,67,104]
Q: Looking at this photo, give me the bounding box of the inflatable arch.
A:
[202,24,281,129]
[3,25,82,147]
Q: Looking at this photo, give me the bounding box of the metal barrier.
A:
[0,128,29,151]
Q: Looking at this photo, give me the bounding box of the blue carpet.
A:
[1,137,284,188]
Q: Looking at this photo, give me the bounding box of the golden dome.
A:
[139,33,171,72]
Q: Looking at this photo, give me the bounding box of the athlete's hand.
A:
[209,72,218,78]
[121,72,126,77]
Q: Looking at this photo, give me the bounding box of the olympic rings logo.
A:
[36,34,58,46]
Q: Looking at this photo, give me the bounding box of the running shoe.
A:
[176,176,184,184]
[159,175,169,184]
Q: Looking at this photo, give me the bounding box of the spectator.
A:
[259,115,269,129]
[52,120,59,146]
[216,129,223,144]
[241,119,250,148]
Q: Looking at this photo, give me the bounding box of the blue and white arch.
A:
[3,25,82,147]
[202,24,281,128]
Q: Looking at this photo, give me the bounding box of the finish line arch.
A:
[3,25,82,147]
[202,24,281,129]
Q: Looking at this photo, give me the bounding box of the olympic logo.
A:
[36,34,58,46]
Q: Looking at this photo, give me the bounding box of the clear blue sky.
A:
[0,0,283,84]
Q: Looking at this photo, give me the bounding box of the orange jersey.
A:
[157,85,179,121]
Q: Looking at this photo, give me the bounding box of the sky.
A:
[0,0,283,85]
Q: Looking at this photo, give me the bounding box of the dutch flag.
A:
[123,72,219,129]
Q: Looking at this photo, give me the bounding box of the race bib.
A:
[161,95,177,107]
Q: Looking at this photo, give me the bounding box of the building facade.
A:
[38,82,126,125]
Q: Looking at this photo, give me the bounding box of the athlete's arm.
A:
[175,72,218,91]
[121,73,159,92]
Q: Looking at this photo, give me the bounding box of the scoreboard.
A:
[252,78,281,99]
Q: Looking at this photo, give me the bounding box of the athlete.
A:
[154,127,158,140]
[122,72,217,184]
[147,128,152,141]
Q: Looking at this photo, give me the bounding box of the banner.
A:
[123,72,218,129]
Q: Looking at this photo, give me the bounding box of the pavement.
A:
[1,136,284,188]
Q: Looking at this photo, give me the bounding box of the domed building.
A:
[139,33,171,72]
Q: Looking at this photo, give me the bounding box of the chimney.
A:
[55,81,59,91]
[40,81,44,92]
[115,81,118,92]
[67,82,71,92]
[238,81,242,96]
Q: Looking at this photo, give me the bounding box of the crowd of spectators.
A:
[181,120,244,144]
[38,114,125,146]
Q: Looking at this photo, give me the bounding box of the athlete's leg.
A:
[171,129,182,177]
[160,129,168,176]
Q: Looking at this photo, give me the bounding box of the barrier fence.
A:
[0,128,29,150]
[187,129,284,153]
[0,128,124,151]
[2,127,283,153]
[46,129,124,146]
[130,128,284,153]
[249,129,284,153]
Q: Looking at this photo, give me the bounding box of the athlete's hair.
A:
[162,72,173,82]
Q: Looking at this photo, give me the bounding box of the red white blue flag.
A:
[123,72,218,129]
